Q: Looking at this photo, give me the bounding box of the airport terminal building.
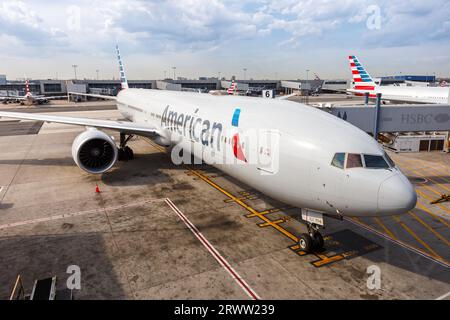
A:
[0,74,442,97]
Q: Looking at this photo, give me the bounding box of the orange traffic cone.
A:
[95,185,100,193]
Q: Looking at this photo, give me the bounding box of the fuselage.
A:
[116,89,417,217]
[350,85,450,104]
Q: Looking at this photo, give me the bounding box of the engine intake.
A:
[72,129,118,174]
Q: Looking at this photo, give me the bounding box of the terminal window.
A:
[43,83,62,93]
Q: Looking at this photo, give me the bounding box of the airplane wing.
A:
[0,111,159,137]
[68,92,117,101]
[0,96,25,100]
[37,95,68,100]
[277,93,298,100]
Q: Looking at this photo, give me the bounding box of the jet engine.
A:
[72,129,118,174]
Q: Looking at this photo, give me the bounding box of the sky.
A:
[0,0,449,80]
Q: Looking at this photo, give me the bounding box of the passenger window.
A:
[331,153,345,169]
[346,153,362,168]
[364,155,389,169]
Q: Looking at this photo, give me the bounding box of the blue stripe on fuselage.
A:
[232,108,241,127]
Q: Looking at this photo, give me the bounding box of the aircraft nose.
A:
[378,174,417,215]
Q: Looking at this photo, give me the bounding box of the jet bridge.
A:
[326,104,450,133]
[325,104,450,152]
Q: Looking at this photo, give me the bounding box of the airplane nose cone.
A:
[378,174,417,215]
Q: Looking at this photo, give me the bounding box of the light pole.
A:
[164,70,167,79]
[172,67,177,80]
[96,69,99,80]
[218,71,221,80]
[72,64,78,80]
[243,68,247,80]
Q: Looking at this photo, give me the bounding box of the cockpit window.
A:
[331,153,345,169]
[346,153,363,168]
[364,155,389,169]
[384,152,396,168]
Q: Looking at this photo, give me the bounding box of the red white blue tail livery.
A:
[348,55,375,93]
[227,80,237,95]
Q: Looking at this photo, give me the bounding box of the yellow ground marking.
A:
[373,217,397,239]
[392,216,445,262]
[408,211,450,246]
[255,206,294,216]
[258,219,285,227]
[312,255,345,267]
[395,159,450,194]
[143,140,303,242]
[399,158,450,182]
[192,170,349,267]
[350,217,448,265]
[190,170,300,243]
[415,201,450,228]
[416,189,450,216]
[399,160,450,185]
[246,211,271,218]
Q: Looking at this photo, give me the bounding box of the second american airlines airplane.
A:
[0,46,417,252]
[347,55,450,104]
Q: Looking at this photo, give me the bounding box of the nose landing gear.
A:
[118,133,135,161]
[298,209,325,253]
[298,224,324,253]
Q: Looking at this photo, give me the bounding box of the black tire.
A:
[312,232,324,250]
[298,233,313,252]
[118,148,125,161]
[124,146,134,160]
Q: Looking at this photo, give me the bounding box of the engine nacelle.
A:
[72,129,118,174]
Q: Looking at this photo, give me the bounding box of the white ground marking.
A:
[165,198,261,300]
[0,198,163,231]
[436,291,450,300]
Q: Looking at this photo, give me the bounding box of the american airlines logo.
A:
[161,106,280,174]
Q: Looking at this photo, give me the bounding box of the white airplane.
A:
[0,46,417,252]
[347,55,450,104]
[0,79,67,105]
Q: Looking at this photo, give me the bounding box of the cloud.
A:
[0,0,449,80]
[94,0,262,52]
[256,0,450,47]
[0,0,67,47]
[361,1,450,47]
[1,0,449,55]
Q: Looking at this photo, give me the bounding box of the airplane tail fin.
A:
[348,55,376,91]
[116,44,129,90]
[227,80,236,95]
[25,79,32,97]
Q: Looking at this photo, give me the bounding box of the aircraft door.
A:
[255,130,281,175]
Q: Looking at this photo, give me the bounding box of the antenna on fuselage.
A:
[116,44,129,90]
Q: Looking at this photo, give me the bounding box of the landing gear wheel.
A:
[124,146,134,160]
[118,133,135,161]
[118,146,134,161]
[312,232,324,251]
[298,233,313,252]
